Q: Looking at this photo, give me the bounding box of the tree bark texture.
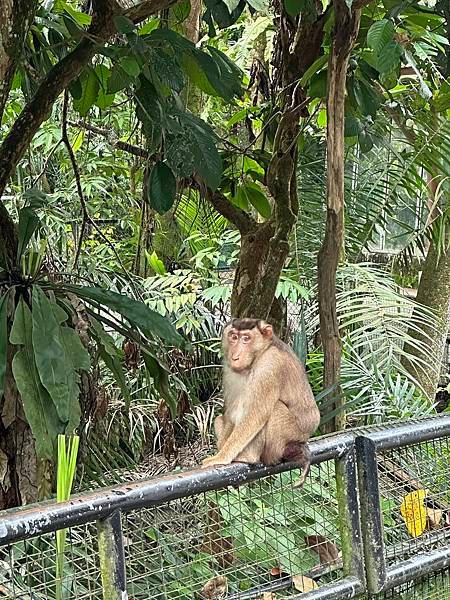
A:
[225,3,327,327]
[402,214,450,399]
[0,0,38,121]
[317,0,362,432]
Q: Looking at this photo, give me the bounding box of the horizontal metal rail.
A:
[0,432,353,546]
[358,414,450,451]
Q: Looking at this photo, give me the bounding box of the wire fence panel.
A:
[1,417,450,599]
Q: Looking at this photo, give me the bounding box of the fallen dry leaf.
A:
[400,490,427,537]
[304,535,340,564]
[200,575,228,599]
[292,575,319,592]
[426,507,443,529]
[260,594,276,599]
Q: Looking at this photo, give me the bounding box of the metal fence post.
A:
[97,511,128,600]
[335,447,365,586]
[356,435,387,593]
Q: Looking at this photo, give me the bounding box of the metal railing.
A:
[1,416,450,599]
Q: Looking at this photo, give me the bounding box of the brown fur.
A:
[202,318,320,487]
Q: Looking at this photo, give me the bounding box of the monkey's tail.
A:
[283,442,311,489]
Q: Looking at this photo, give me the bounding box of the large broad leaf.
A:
[94,64,115,110]
[108,63,136,93]
[90,317,131,409]
[204,0,245,28]
[134,77,163,149]
[237,183,271,218]
[73,67,99,117]
[60,327,89,432]
[11,299,64,460]
[0,293,8,399]
[367,19,395,54]
[166,111,222,190]
[147,162,177,214]
[31,286,75,424]
[17,207,40,260]
[65,285,185,347]
[353,78,381,117]
[376,41,403,73]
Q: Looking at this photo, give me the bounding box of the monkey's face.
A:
[223,320,273,372]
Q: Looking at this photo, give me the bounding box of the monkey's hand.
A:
[201,453,232,468]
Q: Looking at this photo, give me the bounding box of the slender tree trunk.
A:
[403,203,450,399]
[225,2,326,328]
[317,0,362,433]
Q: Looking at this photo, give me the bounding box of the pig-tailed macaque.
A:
[202,318,320,487]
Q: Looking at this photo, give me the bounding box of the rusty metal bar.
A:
[0,433,353,546]
[359,414,450,451]
[97,511,127,600]
[355,435,386,594]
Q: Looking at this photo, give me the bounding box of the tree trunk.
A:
[0,0,38,121]
[223,3,327,329]
[317,0,362,433]
[403,225,450,399]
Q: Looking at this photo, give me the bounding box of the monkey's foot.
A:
[201,454,232,468]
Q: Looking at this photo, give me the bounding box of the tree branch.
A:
[124,0,180,23]
[0,0,180,266]
[70,120,149,158]
[62,92,88,268]
[206,189,257,234]
[71,120,256,233]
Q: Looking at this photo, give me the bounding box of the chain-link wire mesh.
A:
[122,463,344,599]
[0,523,102,599]
[1,420,450,599]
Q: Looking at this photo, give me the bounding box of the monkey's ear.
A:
[261,323,273,339]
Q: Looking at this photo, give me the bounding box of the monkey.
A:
[201,318,320,487]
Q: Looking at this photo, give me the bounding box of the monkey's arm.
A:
[202,391,277,467]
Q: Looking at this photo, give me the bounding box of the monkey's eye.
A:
[230,333,239,342]
[242,335,251,343]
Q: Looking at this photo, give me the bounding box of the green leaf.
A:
[120,56,141,77]
[223,0,240,13]
[23,187,48,209]
[17,207,40,260]
[11,299,64,460]
[73,68,99,117]
[358,130,374,153]
[0,293,8,399]
[172,0,191,21]
[308,70,328,99]
[166,111,222,190]
[94,64,115,110]
[344,115,362,137]
[90,317,132,409]
[114,15,135,33]
[241,183,271,218]
[138,18,159,35]
[246,0,269,11]
[31,286,74,423]
[233,186,250,210]
[147,162,177,214]
[284,0,301,16]
[108,63,135,94]
[300,55,329,87]
[146,250,167,275]
[353,78,381,117]
[376,41,403,73]
[142,350,172,410]
[433,91,450,112]
[59,1,91,25]
[204,0,245,28]
[65,285,185,347]
[367,19,395,54]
